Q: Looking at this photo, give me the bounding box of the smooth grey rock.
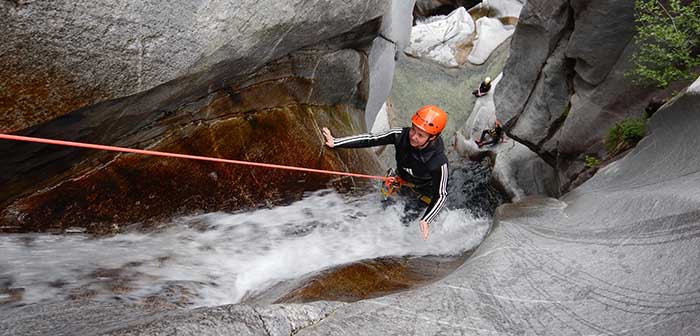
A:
[364,0,415,130]
[380,0,416,50]
[0,300,160,336]
[566,0,636,85]
[0,298,342,336]
[509,31,573,153]
[291,77,700,335]
[494,0,572,125]
[492,142,559,199]
[102,302,342,336]
[365,37,398,130]
[0,0,388,131]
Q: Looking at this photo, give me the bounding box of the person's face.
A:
[409,125,434,149]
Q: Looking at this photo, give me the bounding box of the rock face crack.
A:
[289,305,342,336]
[253,307,274,336]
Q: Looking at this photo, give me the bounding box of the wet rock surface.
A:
[272,255,469,304]
[0,47,382,234]
[261,161,506,306]
[0,154,502,336]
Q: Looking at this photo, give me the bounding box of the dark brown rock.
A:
[276,255,469,303]
[0,49,382,233]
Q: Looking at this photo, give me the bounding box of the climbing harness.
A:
[379,168,431,204]
[380,168,405,199]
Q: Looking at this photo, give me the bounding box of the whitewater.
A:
[1,187,490,308]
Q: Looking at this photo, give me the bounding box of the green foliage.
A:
[584,155,601,169]
[629,0,700,88]
[605,119,647,154]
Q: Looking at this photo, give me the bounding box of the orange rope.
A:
[0,133,388,181]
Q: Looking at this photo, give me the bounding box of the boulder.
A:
[467,17,516,65]
[405,7,475,68]
[365,37,399,129]
[493,0,690,191]
[566,0,636,85]
[507,31,574,159]
[405,3,523,69]
[0,0,388,132]
[494,0,572,125]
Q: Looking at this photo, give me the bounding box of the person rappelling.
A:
[474,120,503,147]
[321,105,449,241]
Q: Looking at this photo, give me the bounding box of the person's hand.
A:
[321,127,335,148]
[419,220,430,240]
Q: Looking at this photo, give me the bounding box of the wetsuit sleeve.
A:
[332,128,402,149]
[420,162,448,224]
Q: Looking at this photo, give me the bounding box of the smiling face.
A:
[409,125,434,149]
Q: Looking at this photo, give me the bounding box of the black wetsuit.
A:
[472,82,491,97]
[332,127,448,224]
[478,126,502,146]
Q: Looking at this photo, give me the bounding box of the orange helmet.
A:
[411,105,447,135]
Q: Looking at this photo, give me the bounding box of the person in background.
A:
[321,105,449,240]
[475,120,503,147]
[472,77,492,97]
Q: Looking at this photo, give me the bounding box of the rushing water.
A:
[0,163,500,309]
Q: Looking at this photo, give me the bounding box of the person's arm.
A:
[322,127,401,149]
[419,162,448,239]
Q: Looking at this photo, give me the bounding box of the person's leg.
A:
[480,139,496,147]
[479,130,490,142]
[401,199,424,225]
[398,188,426,225]
[477,130,491,146]
[481,135,502,147]
[380,195,397,210]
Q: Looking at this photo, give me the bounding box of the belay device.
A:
[380,168,406,200]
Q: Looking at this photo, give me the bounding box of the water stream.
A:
[0,162,501,309]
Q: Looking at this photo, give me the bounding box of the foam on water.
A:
[0,189,489,308]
